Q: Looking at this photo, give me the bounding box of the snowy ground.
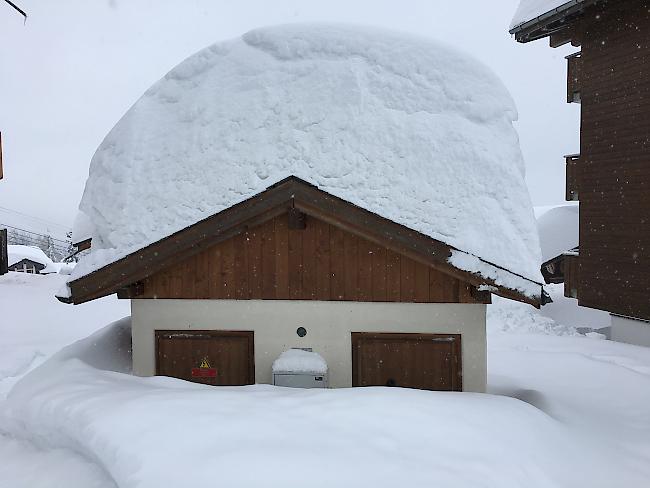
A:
[1,272,649,487]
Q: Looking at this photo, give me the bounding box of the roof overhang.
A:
[510,0,600,43]
[61,176,543,307]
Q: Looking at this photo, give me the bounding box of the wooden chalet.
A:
[511,0,650,344]
[63,176,543,393]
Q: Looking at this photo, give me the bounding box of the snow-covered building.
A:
[7,245,59,274]
[536,204,578,284]
[60,24,545,392]
[510,1,650,346]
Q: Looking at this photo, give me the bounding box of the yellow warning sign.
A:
[192,357,217,378]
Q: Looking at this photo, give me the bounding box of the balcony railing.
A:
[566,52,582,103]
[565,154,580,201]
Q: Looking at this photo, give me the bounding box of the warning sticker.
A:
[191,357,217,378]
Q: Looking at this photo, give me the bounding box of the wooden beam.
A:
[287,207,306,230]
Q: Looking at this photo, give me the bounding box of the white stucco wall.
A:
[611,314,650,347]
[131,299,487,392]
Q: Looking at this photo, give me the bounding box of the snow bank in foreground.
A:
[3,322,594,488]
[73,23,542,289]
[0,273,130,398]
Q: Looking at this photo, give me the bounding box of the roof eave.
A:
[64,176,543,308]
[509,0,598,43]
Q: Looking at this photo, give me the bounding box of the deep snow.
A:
[1,273,649,487]
[71,24,543,294]
[536,204,578,262]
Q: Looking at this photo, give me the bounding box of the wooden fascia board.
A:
[68,176,541,307]
[511,0,597,43]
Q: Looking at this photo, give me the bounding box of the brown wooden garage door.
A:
[352,332,462,391]
[156,330,254,386]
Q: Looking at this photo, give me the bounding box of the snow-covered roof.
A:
[510,0,583,31]
[71,23,543,292]
[71,211,94,245]
[8,245,58,273]
[536,204,578,262]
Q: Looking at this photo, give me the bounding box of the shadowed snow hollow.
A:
[73,23,542,285]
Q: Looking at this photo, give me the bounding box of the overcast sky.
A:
[0,0,579,239]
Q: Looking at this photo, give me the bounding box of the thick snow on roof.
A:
[72,23,543,290]
[7,245,57,273]
[536,204,578,262]
[510,0,573,30]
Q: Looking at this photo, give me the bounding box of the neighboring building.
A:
[7,244,59,274]
[536,204,578,284]
[59,24,546,392]
[511,0,650,345]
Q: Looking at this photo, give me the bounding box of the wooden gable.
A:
[133,212,487,304]
[66,177,541,307]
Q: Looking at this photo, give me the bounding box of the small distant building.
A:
[7,245,59,274]
[510,0,650,345]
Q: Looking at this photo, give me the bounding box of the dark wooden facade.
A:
[513,0,650,320]
[139,212,484,304]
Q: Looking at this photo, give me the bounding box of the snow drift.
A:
[2,320,602,488]
[72,23,542,289]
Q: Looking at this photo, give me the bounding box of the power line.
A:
[1,223,70,245]
[0,205,71,231]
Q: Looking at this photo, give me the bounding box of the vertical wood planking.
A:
[329,226,346,300]
[429,268,445,302]
[208,245,223,299]
[137,211,479,304]
[194,247,211,299]
[343,233,359,300]
[370,244,387,301]
[386,250,401,302]
[301,216,317,299]
[221,234,240,299]
[314,219,331,300]
[274,216,290,299]
[414,263,430,303]
[247,228,263,298]
[288,225,303,299]
[400,256,416,302]
[260,219,277,299]
[357,238,372,301]
[180,253,197,298]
